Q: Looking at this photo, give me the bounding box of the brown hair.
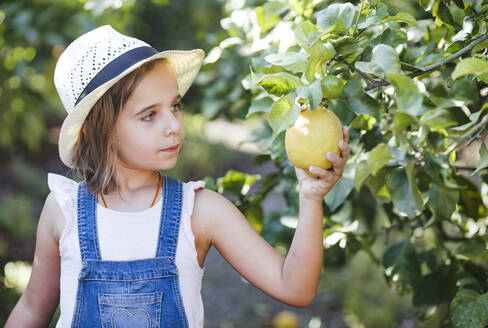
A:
[71,58,169,195]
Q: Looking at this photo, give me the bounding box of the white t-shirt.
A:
[47,173,205,328]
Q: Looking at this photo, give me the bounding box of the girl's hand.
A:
[295,126,350,202]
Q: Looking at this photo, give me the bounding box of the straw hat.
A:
[54,25,205,168]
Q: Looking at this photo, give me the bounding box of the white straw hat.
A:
[54,25,205,168]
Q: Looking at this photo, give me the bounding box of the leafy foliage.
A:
[206,0,488,325]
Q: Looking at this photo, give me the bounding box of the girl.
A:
[6,25,349,327]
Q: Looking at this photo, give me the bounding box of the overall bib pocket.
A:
[98,292,163,328]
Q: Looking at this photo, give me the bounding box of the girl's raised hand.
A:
[295,126,350,202]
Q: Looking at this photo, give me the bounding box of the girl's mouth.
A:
[161,144,179,152]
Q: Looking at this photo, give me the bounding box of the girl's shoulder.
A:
[46,173,79,242]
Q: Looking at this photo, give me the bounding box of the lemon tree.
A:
[202,0,488,326]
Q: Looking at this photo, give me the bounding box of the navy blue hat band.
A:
[75,46,158,106]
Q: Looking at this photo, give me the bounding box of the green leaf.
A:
[246,97,273,119]
[368,143,392,175]
[406,162,424,212]
[334,38,369,63]
[393,112,418,133]
[293,21,322,53]
[325,176,354,211]
[454,175,488,219]
[354,61,384,77]
[380,12,418,26]
[270,131,287,161]
[305,41,335,82]
[316,3,357,33]
[452,58,488,82]
[296,80,322,110]
[357,2,388,29]
[420,109,457,132]
[365,167,391,202]
[349,114,376,130]
[354,160,370,191]
[371,44,401,75]
[354,143,392,191]
[450,289,488,328]
[425,153,460,189]
[241,202,264,233]
[342,78,381,117]
[387,74,423,116]
[428,183,459,219]
[436,2,456,27]
[264,52,309,73]
[217,170,261,196]
[382,240,421,293]
[322,18,346,36]
[255,5,281,33]
[388,165,423,218]
[355,43,402,78]
[456,237,488,266]
[413,266,453,310]
[256,72,301,96]
[472,143,488,176]
[268,97,300,137]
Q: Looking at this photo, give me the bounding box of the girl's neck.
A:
[100,170,162,211]
[107,169,159,193]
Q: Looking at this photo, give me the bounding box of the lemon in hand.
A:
[321,75,344,99]
[285,105,343,176]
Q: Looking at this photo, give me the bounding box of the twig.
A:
[398,131,422,154]
[363,34,488,91]
[440,114,488,157]
[454,165,487,172]
[336,57,376,82]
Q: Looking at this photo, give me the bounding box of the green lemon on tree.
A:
[321,75,344,99]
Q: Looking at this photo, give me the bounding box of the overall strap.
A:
[77,182,102,261]
[155,175,183,259]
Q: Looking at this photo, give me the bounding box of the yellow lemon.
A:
[285,105,343,176]
[272,310,300,328]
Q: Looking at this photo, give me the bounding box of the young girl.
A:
[6,25,349,328]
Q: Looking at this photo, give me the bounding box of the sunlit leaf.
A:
[380,12,418,27]
[387,74,423,116]
[296,80,322,110]
[316,2,357,33]
[256,72,301,96]
[452,58,488,83]
[268,97,300,137]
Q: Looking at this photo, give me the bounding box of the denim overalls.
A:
[70,175,190,328]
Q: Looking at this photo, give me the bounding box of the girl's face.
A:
[115,61,185,171]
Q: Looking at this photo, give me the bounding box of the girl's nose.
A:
[162,110,181,136]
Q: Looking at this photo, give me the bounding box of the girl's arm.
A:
[193,127,350,308]
[6,192,62,327]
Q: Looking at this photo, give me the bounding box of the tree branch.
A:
[398,131,422,154]
[363,33,488,91]
[336,57,375,82]
[440,114,488,157]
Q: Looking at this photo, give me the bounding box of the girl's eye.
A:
[142,112,155,121]
[171,102,183,112]
[141,102,183,121]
